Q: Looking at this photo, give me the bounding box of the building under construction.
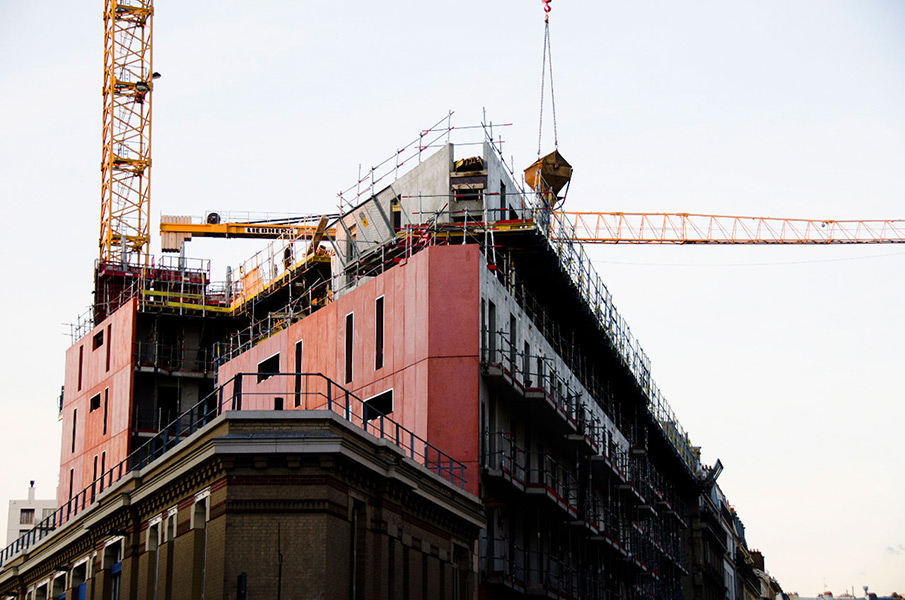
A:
[0,124,785,600]
[0,2,801,599]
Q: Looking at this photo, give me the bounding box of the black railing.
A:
[1,371,466,566]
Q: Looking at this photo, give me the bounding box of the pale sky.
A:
[1,1,903,593]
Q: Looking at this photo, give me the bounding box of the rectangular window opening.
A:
[92,331,103,350]
[105,324,112,371]
[294,340,303,407]
[103,388,108,435]
[345,313,354,384]
[71,409,77,453]
[257,353,280,383]
[89,393,101,412]
[375,297,385,370]
[274,397,284,411]
[19,509,34,525]
[77,346,84,392]
[364,389,393,422]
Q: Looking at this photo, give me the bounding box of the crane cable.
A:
[538,0,559,157]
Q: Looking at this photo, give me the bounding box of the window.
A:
[71,409,77,453]
[257,353,280,383]
[90,393,101,412]
[488,301,497,359]
[363,390,393,422]
[101,451,106,479]
[104,540,123,600]
[345,313,354,383]
[274,397,284,410]
[19,508,34,525]
[93,331,103,350]
[391,198,402,232]
[294,340,303,407]
[509,314,517,369]
[77,346,83,391]
[103,388,108,435]
[499,181,507,217]
[105,324,112,371]
[42,508,54,520]
[375,296,384,370]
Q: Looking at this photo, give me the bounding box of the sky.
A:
[1,0,903,594]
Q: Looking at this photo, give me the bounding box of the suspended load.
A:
[524,149,572,206]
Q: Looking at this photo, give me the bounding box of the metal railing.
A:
[133,341,213,373]
[481,328,583,429]
[1,371,465,567]
[483,431,527,486]
[526,452,579,514]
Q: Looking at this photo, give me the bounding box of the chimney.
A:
[28,480,35,502]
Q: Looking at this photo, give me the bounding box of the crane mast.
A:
[96,0,156,320]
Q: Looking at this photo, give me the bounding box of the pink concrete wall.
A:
[58,299,135,508]
[217,245,482,493]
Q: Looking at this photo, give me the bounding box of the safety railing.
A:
[531,206,700,476]
[133,341,213,374]
[483,431,527,487]
[525,552,580,598]
[481,328,582,428]
[480,535,526,589]
[526,452,579,516]
[1,371,465,567]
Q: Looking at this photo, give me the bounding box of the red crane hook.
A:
[542,0,552,14]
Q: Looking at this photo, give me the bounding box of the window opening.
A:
[345,313,354,383]
[375,296,384,370]
[93,331,103,350]
[364,390,393,422]
[257,353,280,383]
[488,302,497,361]
[19,508,34,525]
[71,409,77,453]
[90,393,101,412]
[105,324,112,371]
[294,340,303,407]
[77,346,84,392]
[158,387,179,429]
[274,397,284,411]
[103,388,108,435]
[509,314,517,371]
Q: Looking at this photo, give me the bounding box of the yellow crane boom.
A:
[160,215,335,252]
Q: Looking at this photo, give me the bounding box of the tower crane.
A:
[95,0,158,320]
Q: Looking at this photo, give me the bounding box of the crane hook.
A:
[542,0,552,14]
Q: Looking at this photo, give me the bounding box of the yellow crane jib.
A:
[159,215,336,252]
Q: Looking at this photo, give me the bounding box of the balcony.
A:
[482,330,581,437]
[525,552,581,599]
[525,452,579,518]
[483,430,527,493]
[591,444,630,485]
[566,402,602,455]
[481,535,526,593]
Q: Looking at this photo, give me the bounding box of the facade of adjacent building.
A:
[5,485,56,547]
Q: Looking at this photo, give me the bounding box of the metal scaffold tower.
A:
[99,0,155,268]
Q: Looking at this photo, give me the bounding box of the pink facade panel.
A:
[217,245,482,490]
[58,299,135,508]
